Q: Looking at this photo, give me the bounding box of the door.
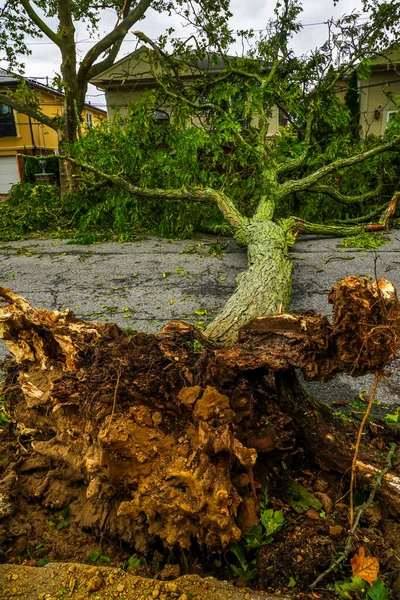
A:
[0,155,20,193]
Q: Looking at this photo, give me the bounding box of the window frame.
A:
[0,104,17,138]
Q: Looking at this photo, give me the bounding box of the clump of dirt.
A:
[0,282,400,598]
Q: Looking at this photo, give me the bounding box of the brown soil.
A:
[0,563,284,600]
[1,280,400,599]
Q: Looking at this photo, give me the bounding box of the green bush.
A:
[0,183,77,241]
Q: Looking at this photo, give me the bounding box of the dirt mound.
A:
[0,280,400,597]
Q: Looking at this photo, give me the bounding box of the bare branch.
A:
[277,102,316,176]
[19,0,59,45]
[0,93,58,130]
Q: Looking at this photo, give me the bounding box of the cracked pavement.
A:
[1,233,400,413]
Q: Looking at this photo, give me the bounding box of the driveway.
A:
[1,233,399,412]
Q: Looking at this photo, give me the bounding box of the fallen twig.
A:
[349,373,380,527]
[310,442,397,590]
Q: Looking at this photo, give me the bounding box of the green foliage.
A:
[335,576,389,600]
[229,544,258,581]
[338,232,389,249]
[122,555,147,572]
[0,183,79,241]
[384,407,400,423]
[85,550,111,565]
[229,489,283,581]
[37,557,52,567]
[0,394,10,426]
[244,489,284,548]
[339,231,389,249]
[49,505,70,530]
[335,576,369,599]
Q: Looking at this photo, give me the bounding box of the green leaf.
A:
[367,578,389,600]
[85,550,101,564]
[37,557,51,567]
[335,576,367,600]
[287,577,296,588]
[230,544,246,570]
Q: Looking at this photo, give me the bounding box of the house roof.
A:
[90,46,252,90]
[370,46,400,70]
[0,68,107,115]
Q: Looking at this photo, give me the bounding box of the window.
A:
[85,112,93,127]
[0,104,17,137]
[387,110,398,122]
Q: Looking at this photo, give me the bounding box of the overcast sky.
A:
[3,0,365,110]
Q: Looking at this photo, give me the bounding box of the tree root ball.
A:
[0,277,399,555]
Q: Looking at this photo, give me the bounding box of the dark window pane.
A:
[0,105,17,137]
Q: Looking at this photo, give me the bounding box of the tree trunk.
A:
[205,220,293,345]
[58,130,81,196]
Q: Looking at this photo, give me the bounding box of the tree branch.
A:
[278,137,400,198]
[292,192,399,236]
[0,93,58,130]
[277,102,316,176]
[62,155,247,231]
[19,0,59,45]
[78,0,152,84]
[307,179,384,205]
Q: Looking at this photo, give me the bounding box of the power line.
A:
[17,18,370,47]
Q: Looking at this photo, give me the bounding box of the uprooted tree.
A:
[1,0,400,591]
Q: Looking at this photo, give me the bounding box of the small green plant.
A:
[228,544,257,581]
[335,576,389,600]
[85,550,111,565]
[122,555,146,572]
[192,339,203,354]
[0,395,10,426]
[244,489,284,548]
[229,489,284,581]
[37,557,55,567]
[338,232,388,249]
[193,308,207,316]
[384,407,400,423]
[49,505,70,529]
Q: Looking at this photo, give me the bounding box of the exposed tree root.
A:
[0,277,399,560]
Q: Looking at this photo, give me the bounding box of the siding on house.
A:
[359,70,400,138]
[91,48,280,137]
[0,69,107,192]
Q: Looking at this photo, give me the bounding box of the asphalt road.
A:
[1,232,400,413]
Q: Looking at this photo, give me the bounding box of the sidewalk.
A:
[1,233,399,411]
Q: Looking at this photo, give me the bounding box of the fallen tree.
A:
[1,0,400,594]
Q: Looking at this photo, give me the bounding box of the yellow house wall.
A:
[0,89,105,158]
[359,70,400,138]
